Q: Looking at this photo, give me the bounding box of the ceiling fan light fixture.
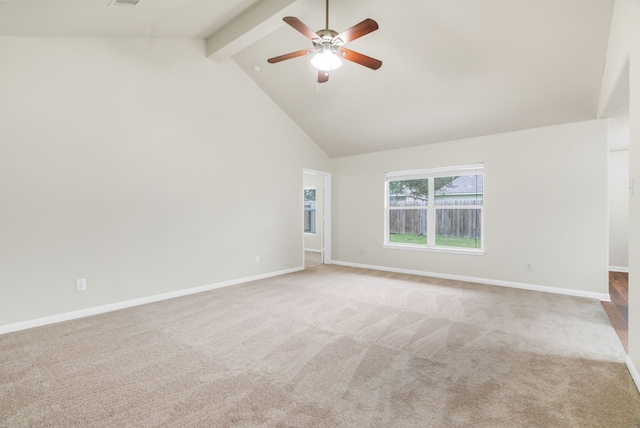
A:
[267,0,381,83]
[311,50,342,71]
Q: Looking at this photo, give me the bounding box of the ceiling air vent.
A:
[109,0,140,7]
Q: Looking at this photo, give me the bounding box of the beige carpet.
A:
[1,263,639,427]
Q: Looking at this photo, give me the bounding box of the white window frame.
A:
[384,163,485,255]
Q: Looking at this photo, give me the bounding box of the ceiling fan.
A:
[267,0,382,83]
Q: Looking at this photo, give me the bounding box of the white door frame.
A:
[303,168,331,265]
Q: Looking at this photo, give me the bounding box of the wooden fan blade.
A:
[339,48,382,70]
[333,18,378,45]
[268,49,314,64]
[318,69,329,83]
[283,16,321,42]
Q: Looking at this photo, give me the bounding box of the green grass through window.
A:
[389,233,481,249]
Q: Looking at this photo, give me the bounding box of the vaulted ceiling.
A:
[0,0,615,157]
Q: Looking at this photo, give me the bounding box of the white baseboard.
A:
[2,261,612,335]
[627,356,640,393]
[332,260,610,302]
[0,267,303,336]
[609,266,629,273]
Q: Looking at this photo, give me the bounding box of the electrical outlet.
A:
[360,249,365,255]
[76,278,87,291]
[256,255,260,263]
[525,262,533,271]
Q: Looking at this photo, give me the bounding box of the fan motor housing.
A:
[317,29,339,41]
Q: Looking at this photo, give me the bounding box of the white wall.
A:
[600,0,640,387]
[609,149,629,271]
[0,37,330,327]
[598,0,634,118]
[331,120,609,296]
[609,115,630,150]
[632,39,640,387]
[303,173,323,252]
[625,0,640,384]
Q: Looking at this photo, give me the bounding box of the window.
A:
[385,164,483,252]
[304,187,316,234]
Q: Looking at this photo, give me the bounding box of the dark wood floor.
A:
[602,271,629,352]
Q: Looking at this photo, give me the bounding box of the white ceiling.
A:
[0,0,615,158]
[0,0,261,39]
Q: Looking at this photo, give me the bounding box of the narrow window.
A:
[304,187,316,234]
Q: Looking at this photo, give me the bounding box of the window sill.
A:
[304,233,316,236]
[384,243,485,256]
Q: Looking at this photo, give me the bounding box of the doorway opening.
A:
[303,169,331,269]
[601,57,629,353]
[605,114,630,353]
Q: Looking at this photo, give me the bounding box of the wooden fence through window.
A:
[389,201,481,238]
[304,205,316,233]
